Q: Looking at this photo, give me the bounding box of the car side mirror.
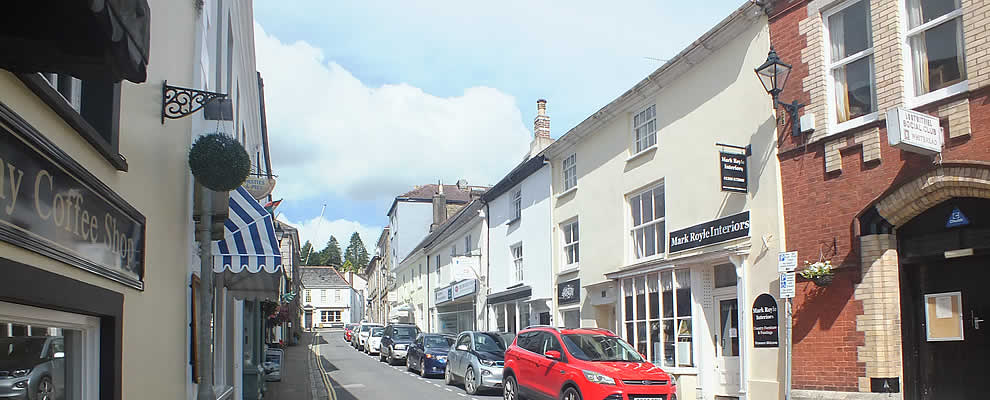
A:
[456,344,469,351]
[53,352,65,359]
[544,350,562,360]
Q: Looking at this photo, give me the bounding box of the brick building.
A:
[766,0,990,399]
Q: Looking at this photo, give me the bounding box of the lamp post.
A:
[755,47,806,137]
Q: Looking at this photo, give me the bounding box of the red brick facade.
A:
[769,0,990,393]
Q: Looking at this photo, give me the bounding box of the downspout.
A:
[484,199,491,331]
[426,249,430,332]
[196,184,216,400]
[544,158,553,325]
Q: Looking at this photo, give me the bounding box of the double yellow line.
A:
[311,332,337,400]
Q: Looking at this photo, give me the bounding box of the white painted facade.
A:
[388,201,434,267]
[427,204,487,334]
[546,4,784,400]
[301,284,357,327]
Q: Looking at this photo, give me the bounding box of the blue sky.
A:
[254,0,745,250]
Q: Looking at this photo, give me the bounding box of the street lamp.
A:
[755,47,806,137]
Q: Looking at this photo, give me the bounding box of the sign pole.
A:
[777,251,797,400]
[785,296,792,400]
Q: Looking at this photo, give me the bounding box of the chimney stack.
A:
[527,99,555,159]
[430,183,447,232]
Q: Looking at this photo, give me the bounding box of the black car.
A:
[406,333,455,377]
[378,324,420,365]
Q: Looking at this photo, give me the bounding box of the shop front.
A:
[557,278,581,328]
[434,279,478,335]
[488,285,551,333]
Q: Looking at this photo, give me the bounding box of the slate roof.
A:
[400,184,473,202]
[300,266,351,288]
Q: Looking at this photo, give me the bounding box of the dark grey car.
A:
[0,336,65,400]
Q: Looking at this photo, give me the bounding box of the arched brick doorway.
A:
[857,163,990,399]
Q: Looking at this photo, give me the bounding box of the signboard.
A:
[886,108,943,155]
[924,291,965,341]
[452,256,479,281]
[946,207,970,228]
[0,117,146,289]
[451,279,477,300]
[557,279,580,305]
[780,272,796,299]
[778,251,798,273]
[752,294,779,348]
[242,175,276,200]
[669,211,750,253]
[264,348,283,382]
[435,287,452,304]
[719,152,748,193]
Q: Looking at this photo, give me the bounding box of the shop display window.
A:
[622,269,693,368]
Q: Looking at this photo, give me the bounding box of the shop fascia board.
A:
[605,243,752,280]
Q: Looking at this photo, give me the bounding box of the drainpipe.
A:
[730,254,749,400]
[196,184,216,400]
[483,200,491,331]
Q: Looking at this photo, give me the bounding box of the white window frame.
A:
[0,301,101,400]
[320,289,327,303]
[511,244,524,283]
[562,153,577,191]
[632,104,657,154]
[628,183,665,262]
[822,0,878,135]
[620,269,693,369]
[334,289,341,302]
[561,219,580,270]
[305,290,312,303]
[902,1,968,108]
[418,264,423,288]
[451,245,457,258]
[465,234,472,254]
[511,189,522,222]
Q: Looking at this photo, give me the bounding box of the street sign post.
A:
[779,271,797,400]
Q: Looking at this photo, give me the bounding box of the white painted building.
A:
[300,267,362,328]
[425,201,487,334]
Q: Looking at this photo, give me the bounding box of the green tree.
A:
[300,240,315,264]
[320,236,343,267]
[344,232,370,271]
[341,260,355,273]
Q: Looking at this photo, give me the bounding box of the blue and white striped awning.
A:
[212,186,282,274]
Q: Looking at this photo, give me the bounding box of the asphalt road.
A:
[315,330,503,400]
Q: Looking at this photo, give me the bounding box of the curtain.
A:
[830,11,850,122]
[907,0,929,94]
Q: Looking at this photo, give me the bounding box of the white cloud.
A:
[279,215,381,261]
[255,23,531,203]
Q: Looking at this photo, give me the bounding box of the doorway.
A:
[713,292,740,395]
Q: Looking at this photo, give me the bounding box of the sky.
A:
[254,0,745,253]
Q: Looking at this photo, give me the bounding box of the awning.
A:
[212,187,282,299]
[0,0,151,83]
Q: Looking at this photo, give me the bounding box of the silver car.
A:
[0,336,65,400]
[444,331,514,395]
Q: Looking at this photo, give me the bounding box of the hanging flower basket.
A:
[800,260,834,287]
[188,133,251,192]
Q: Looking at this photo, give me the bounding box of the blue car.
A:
[406,333,455,378]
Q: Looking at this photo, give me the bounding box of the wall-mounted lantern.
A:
[755,47,806,136]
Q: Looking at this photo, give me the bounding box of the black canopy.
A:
[0,0,151,83]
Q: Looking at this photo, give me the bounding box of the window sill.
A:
[625,145,658,162]
[556,186,578,199]
[558,265,579,275]
[906,80,969,110]
[826,112,879,139]
[626,253,666,268]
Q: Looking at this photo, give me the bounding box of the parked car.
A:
[0,336,65,400]
[343,323,358,342]
[379,324,421,365]
[352,322,383,349]
[445,331,514,395]
[503,326,678,400]
[364,327,385,354]
[405,333,455,377]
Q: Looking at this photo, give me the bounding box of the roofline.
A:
[544,0,763,158]
[386,197,469,217]
[481,155,547,202]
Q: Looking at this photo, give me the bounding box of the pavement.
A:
[314,330,503,400]
[264,332,316,400]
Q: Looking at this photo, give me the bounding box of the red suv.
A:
[503,326,677,400]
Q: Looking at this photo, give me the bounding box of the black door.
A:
[902,257,988,400]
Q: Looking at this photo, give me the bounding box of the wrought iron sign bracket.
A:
[161,80,228,124]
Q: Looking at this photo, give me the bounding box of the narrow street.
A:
[314,330,502,400]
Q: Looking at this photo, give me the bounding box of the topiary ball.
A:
[188,133,251,191]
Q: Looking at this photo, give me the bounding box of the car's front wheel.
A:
[502,375,517,400]
[464,366,478,395]
[561,387,582,400]
[36,376,53,400]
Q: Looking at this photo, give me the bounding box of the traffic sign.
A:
[780,272,796,299]
[778,251,798,272]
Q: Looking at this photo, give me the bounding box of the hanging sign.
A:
[886,108,943,155]
[242,175,276,200]
[557,279,581,305]
[946,207,970,228]
[780,272,796,299]
[752,294,780,348]
[0,115,145,289]
[719,152,748,193]
[452,256,479,281]
[669,211,750,253]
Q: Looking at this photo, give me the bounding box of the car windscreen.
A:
[361,325,377,332]
[1,337,46,364]
[474,333,507,353]
[561,334,644,362]
[424,336,454,349]
[371,328,384,337]
[392,326,419,340]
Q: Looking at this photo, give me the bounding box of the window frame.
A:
[320,289,327,303]
[511,244,524,283]
[621,269,693,368]
[464,235,472,254]
[628,183,666,262]
[632,104,658,155]
[902,0,968,108]
[822,0,879,134]
[562,153,577,191]
[561,219,580,270]
[511,189,522,223]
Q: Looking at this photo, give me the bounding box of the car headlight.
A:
[582,370,616,385]
[479,359,495,367]
[11,369,30,378]
[13,380,28,389]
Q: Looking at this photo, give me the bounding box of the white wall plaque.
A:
[886,108,943,155]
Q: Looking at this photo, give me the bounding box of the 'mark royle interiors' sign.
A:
[886,108,943,155]
[669,211,750,253]
[719,152,747,193]
[0,108,146,289]
[752,293,779,348]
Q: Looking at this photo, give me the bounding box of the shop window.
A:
[562,310,581,328]
[629,184,665,260]
[622,269,692,368]
[496,306,506,332]
[824,0,876,126]
[320,310,341,323]
[562,219,580,266]
[907,0,966,97]
[633,104,657,153]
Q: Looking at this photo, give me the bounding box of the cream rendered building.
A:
[546,3,786,400]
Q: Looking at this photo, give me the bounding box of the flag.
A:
[264,199,282,215]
